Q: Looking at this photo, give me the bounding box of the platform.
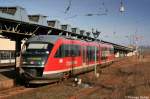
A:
[0,70,16,90]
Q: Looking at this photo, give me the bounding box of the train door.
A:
[58,42,74,76]
[82,46,86,66]
[69,42,74,75]
[86,46,92,71]
[63,43,73,74]
[98,44,101,64]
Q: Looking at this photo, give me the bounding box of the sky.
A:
[0,0,150,46]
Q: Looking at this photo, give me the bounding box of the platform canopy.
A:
[101,40,134,52]
[0,6,134,52]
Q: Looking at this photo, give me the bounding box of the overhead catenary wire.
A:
[64,0,72,14]
[64,0,108,20]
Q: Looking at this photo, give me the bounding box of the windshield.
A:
[22,43,53,53]
[21,43,53,66]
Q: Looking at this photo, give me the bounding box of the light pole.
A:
[92,28,101,77]
[119,0,125,13]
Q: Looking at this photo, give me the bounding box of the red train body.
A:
[20,35,114,83]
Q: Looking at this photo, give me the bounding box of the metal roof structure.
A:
[0,6,134,52]
[101,40,134,52]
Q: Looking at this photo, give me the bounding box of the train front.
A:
[19,35,56,84]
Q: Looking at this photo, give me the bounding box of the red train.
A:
[20,35,114,83]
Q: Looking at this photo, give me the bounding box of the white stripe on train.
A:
[43,60,113,75]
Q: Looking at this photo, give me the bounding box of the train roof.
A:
[27,35,114,48]
[27,35,113,49]
[27,35,59,44]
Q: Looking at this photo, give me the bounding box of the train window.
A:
[87,46,90,61]
[110,48,114,54]
[101,47,107,60]
[55,44,65,58]
[71,45,80,56]
[55,44,80,58]
[96,47,99,61]
[87,46,98,61]
[23,43,53,55]
[64,44,71,57]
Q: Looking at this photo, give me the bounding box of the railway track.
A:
[0,64,15,69]
[0,80,62,99]
[0,56,147,99]
[0,86,33,98]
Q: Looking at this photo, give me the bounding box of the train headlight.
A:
[46,51,49,54]
[23,61,27,64]
[42,62,45,65]
[59,59,63,63]
[30,61,34,64]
